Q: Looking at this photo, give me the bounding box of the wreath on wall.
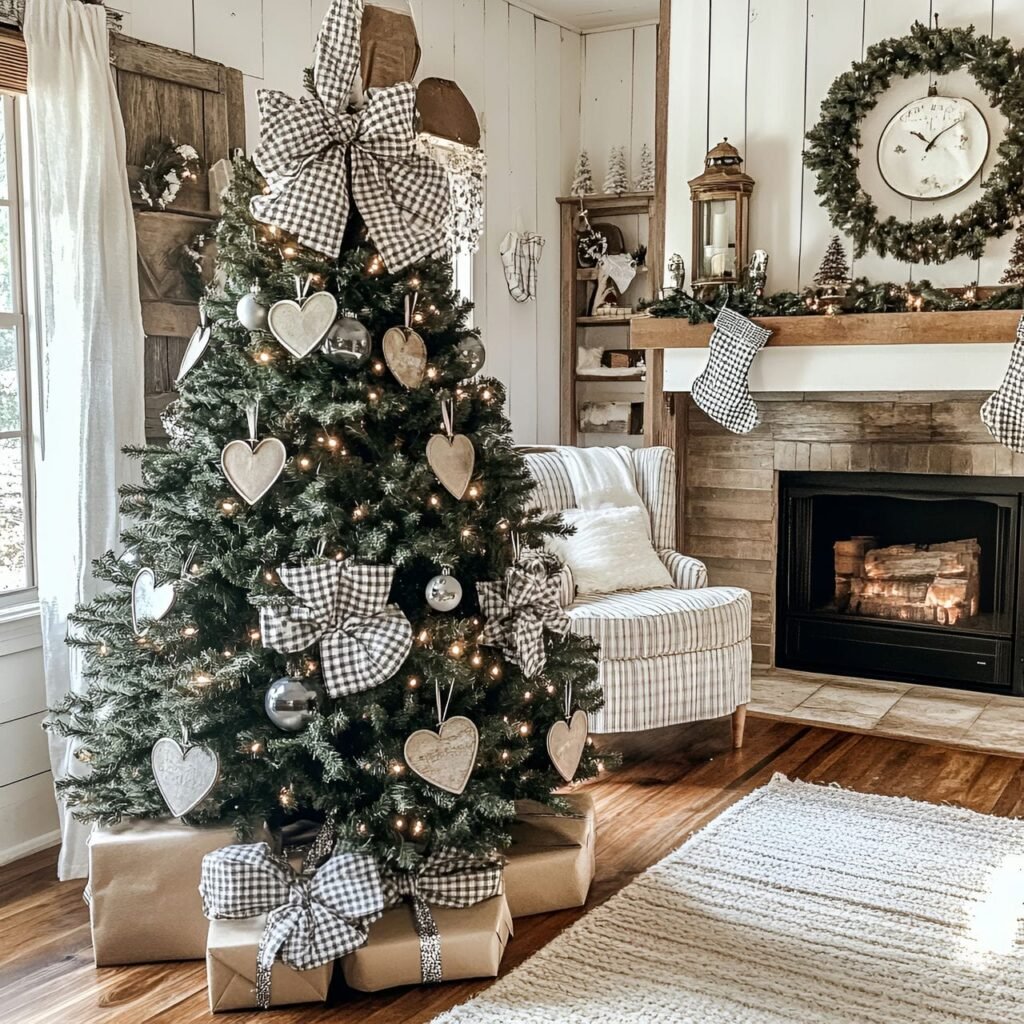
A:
[804,21,1024,265]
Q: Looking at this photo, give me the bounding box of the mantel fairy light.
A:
[45,0,604,869]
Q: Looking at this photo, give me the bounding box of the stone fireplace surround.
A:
[679,391,1024,669]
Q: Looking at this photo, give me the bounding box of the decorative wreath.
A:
[804,21,1024,265]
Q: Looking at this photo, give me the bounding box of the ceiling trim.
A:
[506,1,658,34]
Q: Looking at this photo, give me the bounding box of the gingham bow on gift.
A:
[477,558,571,679]
[260,559,413,698]
[249,0,450,271]
[381,851,504,984]
[200,841,384,1009]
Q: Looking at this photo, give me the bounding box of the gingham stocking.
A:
[691,307,772,434]
[981,314,1024,452]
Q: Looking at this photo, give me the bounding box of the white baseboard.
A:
[0,828,61,867]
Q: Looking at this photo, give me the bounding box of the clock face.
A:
[877,95,990,200]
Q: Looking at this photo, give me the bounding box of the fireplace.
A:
[776,472,1024,696]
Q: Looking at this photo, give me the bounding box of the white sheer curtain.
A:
[25,0,145,879]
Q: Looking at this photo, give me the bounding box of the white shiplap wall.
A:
[111,0,585,445]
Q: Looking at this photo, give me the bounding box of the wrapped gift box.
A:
[206,916,332,1012]
[342,895,512,993]
[503,792,596,918]
[88,818,268,966]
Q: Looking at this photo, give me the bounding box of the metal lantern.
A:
[688,138,754,292]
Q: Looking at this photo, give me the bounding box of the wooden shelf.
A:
[557,191,655,206]
[577,315,636,326]
[576,373,647,382]
[628,310,1024,349]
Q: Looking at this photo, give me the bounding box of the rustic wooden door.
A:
[110,34,245,440]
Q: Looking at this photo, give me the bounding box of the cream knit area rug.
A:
[433,775,1024,1024]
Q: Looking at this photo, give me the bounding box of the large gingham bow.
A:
[381,851,504,984]
[477,558,571,679]
[249,0,450,271]
[260,560,413,698]
[200,842,384,1009]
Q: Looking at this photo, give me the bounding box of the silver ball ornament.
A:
[236,290,269,331]
[455,336,486,375]
[264,676,326,732]
[321,311,372,370]
[425,570,463,612]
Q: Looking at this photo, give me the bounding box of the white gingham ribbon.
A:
[250,0,450,271]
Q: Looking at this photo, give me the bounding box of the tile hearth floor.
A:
[749,666,1024,758]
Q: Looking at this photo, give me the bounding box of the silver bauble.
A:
[425,571,463,612]
[321,312,372,369]
[264,676,326,732]
[236,290,270,331]
[455,335,486,375]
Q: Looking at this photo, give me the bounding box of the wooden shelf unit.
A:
[559,192,660,445]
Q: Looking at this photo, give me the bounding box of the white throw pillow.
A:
[549,506,674,596]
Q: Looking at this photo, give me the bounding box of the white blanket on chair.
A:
[558,446,650,534]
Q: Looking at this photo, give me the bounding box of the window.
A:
[0,95,33,603]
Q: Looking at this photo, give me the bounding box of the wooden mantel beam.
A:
[629,310,1023,349]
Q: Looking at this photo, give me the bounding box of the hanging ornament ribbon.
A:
[260,558,413,698]
[426,398,475,499]
[382,291,428,388]
[221,402,288,505]
[545,680,589,783]
[380,851,504,984]
[477,552,571,679]
[249,0,450,271]
[200,831,384,1009]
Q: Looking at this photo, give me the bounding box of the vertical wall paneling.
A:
[744,0,807,293]
[560,30,583,188]
[629,24,658,187]
[582,30,636,185]
[798,0,863,289]
[535,19,563,445]
[193,0,264,79]
[419,0,456,80]
[706,0,748,152]
[260,1,313,95]
[664,0,711,277]
[120,0,195,54]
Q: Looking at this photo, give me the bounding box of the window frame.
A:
[0,93,36,610]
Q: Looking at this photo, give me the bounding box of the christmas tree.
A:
[46,12,603,868]
[635,143,654,191]
[571,151,593,196]
[814,234,852,289]
[1001,223,1024,286]
[603,146,629,195]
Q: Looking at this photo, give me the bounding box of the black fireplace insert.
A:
[776,472,1024,696]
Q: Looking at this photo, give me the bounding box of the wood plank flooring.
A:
[3,717,1024,1024]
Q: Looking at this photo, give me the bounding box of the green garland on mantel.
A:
[644,279,1024,325]
[804,21,1024,264]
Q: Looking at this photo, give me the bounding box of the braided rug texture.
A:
[432,774,1024,1024]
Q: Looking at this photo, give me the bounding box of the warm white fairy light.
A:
[192,669,214,686]
[182,625,198,638]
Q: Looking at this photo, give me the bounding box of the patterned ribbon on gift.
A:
[380,851,504,984]
[249,0,450,271]
[477,555,571,679]
[200,834,384,1010]
[260,559,413,698]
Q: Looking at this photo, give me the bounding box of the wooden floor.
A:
[4,717,1024,1024]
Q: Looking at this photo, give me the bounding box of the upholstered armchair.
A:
[523,446,752,747]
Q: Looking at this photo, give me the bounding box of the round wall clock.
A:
[878,93,989,200]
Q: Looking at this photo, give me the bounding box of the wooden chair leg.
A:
[731,704,748,749]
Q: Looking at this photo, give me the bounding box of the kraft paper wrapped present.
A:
[342,895,513,993]
[206,916,332,1012]
[87,818,268,966]
[503,792,596,918]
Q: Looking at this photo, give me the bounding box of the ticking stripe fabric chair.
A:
[523,446,752,746]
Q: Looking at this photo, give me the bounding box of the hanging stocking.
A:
[691,307,772,434]
[981,314,1024,451]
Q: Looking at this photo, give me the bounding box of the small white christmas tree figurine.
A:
[635,143,655,191]
[571,151,594,196]
[603,146,629,195]
[814,234,852,289]
[1000,223,1024,286]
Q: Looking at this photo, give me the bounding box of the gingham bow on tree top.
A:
[477,557,571,679]
[200,842,384,1009]
[380,851,504,984]
[260,559,413,698]
[249,0,450,270]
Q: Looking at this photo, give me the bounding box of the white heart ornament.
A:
[221,438,288,505]
[546,709,589,782]
[382,326,428,388]
[131,567,176,634]
[151,738,220,818]
[176,322,212,383]
[426,433,475,499]
[404,716,479,795]
[268,291,338,359]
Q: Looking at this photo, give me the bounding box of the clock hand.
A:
[909,130,930,144]
[925,117,965,152]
